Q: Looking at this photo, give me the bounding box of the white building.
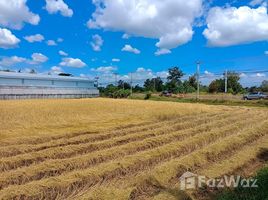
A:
[0,72,99,99]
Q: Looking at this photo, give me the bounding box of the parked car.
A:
[160,91,172,97]
[243,92,268,100]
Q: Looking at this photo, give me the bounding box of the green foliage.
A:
[99,84,118,97]
[209,80,220,93]
[165,67,197,94]
[133,85,145,93]
[208,71,243,94]
[144,91,152,100]
[188,75,198,89]
[183,79,196,93]
[227,72,243,94]
[117,80,131,90]
[113,89,131,98]
[167,66,184,83]
[217,165,268,200]
[99,84,131,98]
[261,80,268,92]
[144,77,164,92]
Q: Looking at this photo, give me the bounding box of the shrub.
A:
[144,92,152,100]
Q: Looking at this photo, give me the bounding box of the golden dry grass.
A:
[0,98,219,143]
[0,98,267,200]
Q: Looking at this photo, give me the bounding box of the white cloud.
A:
[130,67,154,83]
[31,53,48,63]
[90,34,104,51]
[88,0,203,50]
[156,71,168,78]
[47,40,57,46]
[112,58,120,62]
[255,73,266,77]
[59,50,68,56]
[57,38,63,42]
[0,0,40,30]
[50,66,63,74]
[122,33,130,39]
[122,44,141,54]
[0,56,26,67]
[265,51,268,55]
[249,0,266,6]
[60,57,86,68]
[204,70,214,76]
[0,28,20,49]
[91,66,117,73]
[24,34,44,43]
[0,53,48,68]
[155,48,171,56]
[240,73,247,78]
[203,6,268,47]
[45,0,73,17]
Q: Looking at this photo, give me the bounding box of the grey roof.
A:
[0,71,94,82]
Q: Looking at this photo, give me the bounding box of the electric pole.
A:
[224,70,228,93]
[196,61,201,100]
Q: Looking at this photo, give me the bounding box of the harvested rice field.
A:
[0,98,267,200]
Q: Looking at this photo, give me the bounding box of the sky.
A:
[0,0,268,86]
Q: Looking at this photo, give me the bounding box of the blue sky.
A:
[0,0,267,86]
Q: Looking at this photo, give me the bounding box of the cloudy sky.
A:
[0,0,268,86]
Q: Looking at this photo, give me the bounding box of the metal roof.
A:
[0,71,94,82]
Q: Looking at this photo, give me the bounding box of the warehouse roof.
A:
[0,71,94,82]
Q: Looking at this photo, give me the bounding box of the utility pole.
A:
[224,70,228,93]
[196,61,201,100]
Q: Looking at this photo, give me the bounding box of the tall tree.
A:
[188,75,197,90]
[166,67,184,93]
[208,71,243,94]
[143,77,163,92]
[261,80,268,92]
[117,80,131,90]
[226,71,243,94]
[167,67,184,83]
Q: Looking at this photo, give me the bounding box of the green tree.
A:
[143,77,163,92]
[261,80,268,92]
[133,85,144,93]
[227,72,243,94]
[209,80,220,93]
[144,79,153,91]
[167,67,184,83]
[117,80,131,90]
[208,71,243,94]
[166,67,184,93]
[183,80,196,93]
[188,75,197,90]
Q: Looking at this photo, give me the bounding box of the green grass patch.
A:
[129,94,268,108]
[216,165,268,200]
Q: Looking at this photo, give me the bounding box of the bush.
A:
[144,92,152,100]
[217,165,268,200]
[113,89,131,98]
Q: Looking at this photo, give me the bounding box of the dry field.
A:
[0,98,267,200]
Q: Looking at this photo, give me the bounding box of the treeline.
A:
[99,67,268,98]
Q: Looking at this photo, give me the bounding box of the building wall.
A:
[0,72,99,99]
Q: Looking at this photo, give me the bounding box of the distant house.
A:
[0,71,99,99]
